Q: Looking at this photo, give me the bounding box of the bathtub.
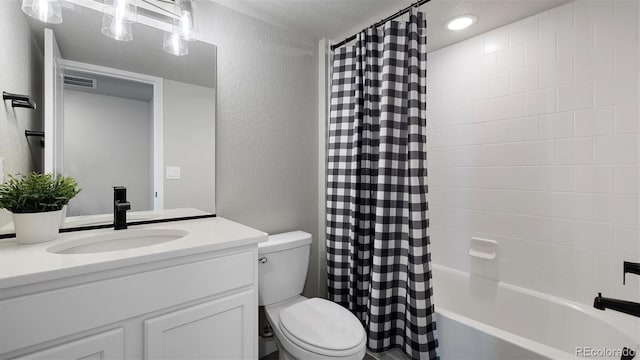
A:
[432,265,640,359]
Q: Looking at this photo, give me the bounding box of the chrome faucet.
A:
[593,261,640,318]
[113,186,131,230]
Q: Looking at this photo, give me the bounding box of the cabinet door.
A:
[14,329,123,360]
[145,290,255,360]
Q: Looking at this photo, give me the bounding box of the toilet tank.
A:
[258,231,312,306]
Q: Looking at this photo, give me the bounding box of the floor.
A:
[260,348,407,360]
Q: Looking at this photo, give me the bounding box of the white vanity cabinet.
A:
[0,218,266,360]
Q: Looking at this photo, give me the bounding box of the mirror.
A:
[0,0,216,235]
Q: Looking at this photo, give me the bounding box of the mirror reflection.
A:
[0,0,216,235]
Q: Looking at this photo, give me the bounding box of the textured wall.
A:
[427,0,639,306]
[0,1,43,227]
[196,2,320,296]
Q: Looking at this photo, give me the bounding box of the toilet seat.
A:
[278,298,365,357]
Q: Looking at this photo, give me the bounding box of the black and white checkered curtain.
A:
[327,9,437,360]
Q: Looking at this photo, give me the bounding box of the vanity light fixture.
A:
[22,0,195,56]
[445,15,476,31]
[101,0,137,41]
[21,0,63,24]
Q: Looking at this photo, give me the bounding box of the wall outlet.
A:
[166,166,181,180]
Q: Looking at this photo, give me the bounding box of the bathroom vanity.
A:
[0,217,266,359]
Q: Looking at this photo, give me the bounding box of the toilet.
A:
[258,231,367,360]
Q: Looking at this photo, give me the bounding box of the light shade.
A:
[175,0,196,41]
[102,13,133,41]
[22,0,62,24]
[445,15,476,31]
[163,32,188,56]
[101,0,136,41]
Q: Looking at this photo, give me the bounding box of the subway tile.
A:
[540,166,575,192]
[483,27,509,55]
[495,94,524,120]
[524,88,557,116]
[497,46,524,73]
[574,107,614,137]
[615,275,640,302]
[525,37,557,66]
[539,2,574,39]
[614,166,639,194]
[520,191,553,216]
[478,74,509,100]
[540,59,574,88]
[593,194,639,225]
[557,81,595,112]
[553,193,595,221]
[509,66,539,94]
[573,0,614,29]
[574,221,616,252]
[574,49,614,82]
[497,234,554,267]
[615,225,640,257]
[552,244,595,277]
[540,112,574,139]
[557,27,595,62]
[471,53,497,79]
[614,43,639,75]
[595,75,637,107]
[509,15,539,47]
[471,120,509,145]
[555,137,594,165]
[508,116,539,142]
[593,0,639,50]
[522,140,556,165]
[594,251,621,282]
[594,134,637,164]
[575,165,615,193]
[614,103,639,134]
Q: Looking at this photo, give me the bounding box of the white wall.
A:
[195,2,320,296]
[163,79,216,213]
[0,0,43,226]
[63,90,152,216]
[427,0,639,306]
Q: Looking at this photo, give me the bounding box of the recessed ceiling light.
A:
[445,15,477,31]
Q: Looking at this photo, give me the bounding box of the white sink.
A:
[47,229,188,254]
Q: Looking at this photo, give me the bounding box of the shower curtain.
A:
[326,9,438,360]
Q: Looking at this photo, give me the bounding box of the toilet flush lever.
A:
[258,257,268,264]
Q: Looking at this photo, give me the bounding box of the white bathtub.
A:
[432,265,640,360]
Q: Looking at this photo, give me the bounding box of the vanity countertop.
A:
[0,216,267,290]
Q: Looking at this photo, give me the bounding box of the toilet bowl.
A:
[258,232,366,360]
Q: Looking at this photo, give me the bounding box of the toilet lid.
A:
[278,298,365,352]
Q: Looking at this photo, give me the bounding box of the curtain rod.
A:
[330,0,431,51]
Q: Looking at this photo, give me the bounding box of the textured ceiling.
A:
[212,0,572,51]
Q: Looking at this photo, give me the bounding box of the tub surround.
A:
[0,217,267,359]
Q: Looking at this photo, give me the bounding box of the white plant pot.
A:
[59,205,68,227]
[13,210,63,244]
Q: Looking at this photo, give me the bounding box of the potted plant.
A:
[0,173,80,244]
